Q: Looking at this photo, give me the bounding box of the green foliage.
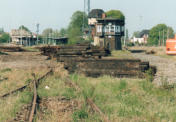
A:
[1,68,12,73]
[145,68,154,82]
[59,28,67,37]
[62,87,77,99]
[19,91,33,104]
[73,108,88,122]
[42,28,53,37]
[19,25,31,32]
[68,11,88,44]
[106,10,125,20]
[0,28,4,34]
[0,33,10,43]
[148,24,174,46]
[133,31,140,38]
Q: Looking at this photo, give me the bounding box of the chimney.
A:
[102,13,106,19]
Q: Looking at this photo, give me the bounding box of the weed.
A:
[145,68,154,82]
[1,68,12,73]
[19,90,33,104]
[62,87,76,99]
[73,108,88,122]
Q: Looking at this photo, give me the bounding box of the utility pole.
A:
[20,26,23,45]
[83,0,91,38]
[159,31,160,46]
[163,30,164,46]
[36,23,39,45]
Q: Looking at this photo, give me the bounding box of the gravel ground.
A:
[131,53,176,85]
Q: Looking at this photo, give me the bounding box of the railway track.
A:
[0,69,53,98]
[3,68,110,121]
[65,79,110,122]
[2,69,53,122]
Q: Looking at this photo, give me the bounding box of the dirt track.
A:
[131,53,176,85]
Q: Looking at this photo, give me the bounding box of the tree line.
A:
[132,24,175,46]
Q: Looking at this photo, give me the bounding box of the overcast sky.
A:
[0,0,176,36]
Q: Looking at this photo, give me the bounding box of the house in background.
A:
[130,30,149,44]
[10,29,37,46]
[88,9,125,50]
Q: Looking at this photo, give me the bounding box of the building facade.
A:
[10,29,37,46]
[88,9,125,50]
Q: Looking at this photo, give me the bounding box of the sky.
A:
[0,0,176,36]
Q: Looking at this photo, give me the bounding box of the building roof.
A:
[10,29,32,37]
[139,30,149,38]
[88,9,104,18]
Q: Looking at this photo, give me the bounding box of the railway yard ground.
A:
[1,46,176,121]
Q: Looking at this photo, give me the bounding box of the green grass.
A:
[0,89,33,121]
[22,47,39,52]
[111,50,134,59]
[69,74,176,121]
[34,69,176,121]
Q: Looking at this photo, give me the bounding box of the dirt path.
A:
[131,53,176,85]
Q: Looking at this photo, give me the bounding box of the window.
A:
[116,26,121,33]
[111,25,115,32]
[105,25,109,33]
[97,25,102,33]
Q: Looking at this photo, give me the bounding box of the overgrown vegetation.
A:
[106,10,125,20]
[35,69,176,121]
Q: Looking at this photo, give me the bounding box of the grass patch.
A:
[111,50,134,59]
[69,74,176,121]
[1,68,12,73]
[22,47,39,52]
[0,89,33,121]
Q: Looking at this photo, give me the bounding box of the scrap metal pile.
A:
[40,44,154,78]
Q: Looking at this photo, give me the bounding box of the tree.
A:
[19,25,30,32]
[148,24,174,46]
[0,28,4,34]
[42,28,53,37]
[67,11,88,44]
[105,10,125,20]
[59,28,67,37]
[133,31,140,38]
[0,33,10,43]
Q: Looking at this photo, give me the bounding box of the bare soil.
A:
[0,52,57,70]
[37,97,81,122]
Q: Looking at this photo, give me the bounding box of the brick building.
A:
[88,9,125,50]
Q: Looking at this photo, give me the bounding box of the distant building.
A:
[88,9,125,50]
[131,30,149,44]
[47,37,68,45]
[10,29,37,46]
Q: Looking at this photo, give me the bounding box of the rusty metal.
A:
[0,69,53,98]
[65,78,110,122]
[28,74,37,122]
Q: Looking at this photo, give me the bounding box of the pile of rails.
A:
[0,46,25,52]
[40,43,155,78]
